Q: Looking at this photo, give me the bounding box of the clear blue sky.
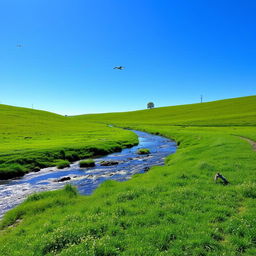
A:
[0,0,255,115]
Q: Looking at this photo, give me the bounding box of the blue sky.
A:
[0,0,255,115]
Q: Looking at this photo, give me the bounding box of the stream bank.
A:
[0,130,176,218]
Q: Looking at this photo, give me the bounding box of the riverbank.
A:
[0,130,176,219]
[0,104,138,179]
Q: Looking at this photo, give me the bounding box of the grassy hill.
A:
[0,95,256,255]
[0,104,138,179]
[76,95,256,126]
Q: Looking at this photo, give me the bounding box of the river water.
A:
[0,130,176,218]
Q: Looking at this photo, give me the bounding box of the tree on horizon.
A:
[147,102,154,109]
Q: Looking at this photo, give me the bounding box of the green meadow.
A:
[76,95,256,127]
[0,104,138,179]
[0,95,256,255]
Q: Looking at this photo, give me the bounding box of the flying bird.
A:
[113,66,125,70]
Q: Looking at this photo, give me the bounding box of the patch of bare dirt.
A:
[240,136,256,152]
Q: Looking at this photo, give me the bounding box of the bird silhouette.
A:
[113,66,125,70]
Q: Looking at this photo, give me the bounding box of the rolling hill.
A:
[75,95,256,126]
[0,104,137,179]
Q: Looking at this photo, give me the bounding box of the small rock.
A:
[32,167,41,172]
[100,161,119,166]
[136,148,150,155]
[143,167,150,172]
[56,176,71,182]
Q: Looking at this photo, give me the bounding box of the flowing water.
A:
[0,130,176,218]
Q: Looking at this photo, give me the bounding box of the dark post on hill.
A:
[147,102,154,109]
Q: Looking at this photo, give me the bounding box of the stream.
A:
[0,130,176,219]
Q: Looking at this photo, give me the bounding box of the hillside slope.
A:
[75,95,256,126]
[0,105,137,179]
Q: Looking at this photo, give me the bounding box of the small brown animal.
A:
[214,172,229,185]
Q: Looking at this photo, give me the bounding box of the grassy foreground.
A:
[0,104,138,179]
[0,96,256,255]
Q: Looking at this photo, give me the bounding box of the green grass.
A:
[0,104,138,179]
[79,159,95,168]
[136,148,150,155]
[76,95,256,127]
[0,95,256,255]
[56,160,71,169]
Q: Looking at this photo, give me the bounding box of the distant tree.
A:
[147,102,154,109]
